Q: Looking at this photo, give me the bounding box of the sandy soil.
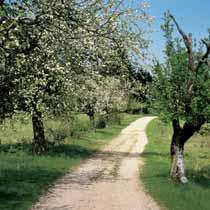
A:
[31,116,160,210]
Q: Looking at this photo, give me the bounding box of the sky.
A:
[146,0,210,62]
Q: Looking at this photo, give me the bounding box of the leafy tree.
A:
[0,0,151,153]
[152,11,210,183]
[0,0,73,153]
[76,74,128,129]
[129,64,152,102]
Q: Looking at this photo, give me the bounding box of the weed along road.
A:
[32,117,160,210]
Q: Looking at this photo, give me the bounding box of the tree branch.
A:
[0,0,4,7]
[196,39,210,70]
[181,117,205,144]
[169,13,195,72]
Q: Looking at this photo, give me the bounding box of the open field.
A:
[141,119,210,210]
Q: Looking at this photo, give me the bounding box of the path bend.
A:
[32,116,160,210]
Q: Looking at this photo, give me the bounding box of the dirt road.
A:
[32,116,160,210]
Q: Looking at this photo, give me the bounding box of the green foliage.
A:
[152,12,210,126]
[96,115,108,129]
[96,113,124,128]
[126,97,149,114]
[107,113,124,125]
[141,119,210,210]
[199,123,210,136]
[128,65,153,104]
[1,0,151,151]
[77,75,129,119]
[0,114,32,144]
[1,0,151,117]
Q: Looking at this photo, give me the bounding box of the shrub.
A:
[126,98,145,114]
[96,113,124,128]
[199,124,210,136]
[96,115,108,129]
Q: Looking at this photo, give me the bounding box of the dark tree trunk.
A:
[32,110,47,154]
[89,114,95,130]
[170,118,205,183]
[170,119,188,183]
[170,133,188,183]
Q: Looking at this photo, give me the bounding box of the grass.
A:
[141,118,210,210]
[0,113,141,210]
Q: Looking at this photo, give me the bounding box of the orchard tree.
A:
[77,74,128,129]
[153,12,210,183]
[0,0,73,153]
[102,76,129,114]
[129,64,153,108]
[77,74,106,128]
[0,0,152,153]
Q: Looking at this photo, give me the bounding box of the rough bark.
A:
[170,134,188,184]
[169,14,195,73]
[170,13,210,98]
[32,110,47,154]
[170,119,188,183]
[170,118,205,183]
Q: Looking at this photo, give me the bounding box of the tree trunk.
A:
[170,118,205,183]
[89,114,95,130]
[170,119,188,183]
[32,110,47,154]
[170,135,188,184]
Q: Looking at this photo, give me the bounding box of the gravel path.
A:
[31,116,160,210]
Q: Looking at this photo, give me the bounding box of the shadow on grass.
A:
[0,165,65,210]
[0,141,144,210]
[95,129,114,135]
[188,167,210,188]
[0,143,150,159]
[48,144,96,158]
[0,143,95,158]
[0,167,61,199]
[0,143,96,210]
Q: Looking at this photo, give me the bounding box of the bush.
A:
[46,127,68,145]
[96,115,108,128]
[108,113,124,125]
[45,114,90,144]
[199,124,210,136]
[126,98,146,114]
[96,113,124,129]
[68,114,90,137]
[0,114,32,144]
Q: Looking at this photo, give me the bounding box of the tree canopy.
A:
[0,0,152,153]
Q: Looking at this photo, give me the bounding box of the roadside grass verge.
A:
[0,113,141,210]
[141,119,210,210]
